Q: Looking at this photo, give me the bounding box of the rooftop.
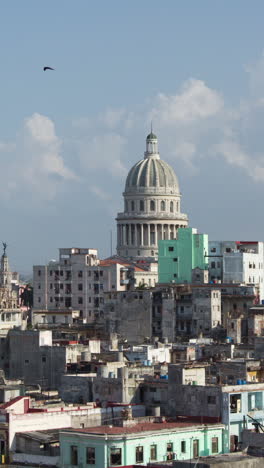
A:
[62,421,223,437]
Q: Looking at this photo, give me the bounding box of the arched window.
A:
[170,201,173,213]
[140,200,144,211]
[131,201,135,211]
[150,200,155,211]
[161,200,165,211]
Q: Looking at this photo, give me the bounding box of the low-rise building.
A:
[0,396,145,463]
[168,365,264,452]
[60,421,225,467]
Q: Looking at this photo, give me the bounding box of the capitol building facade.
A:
[116,132,188,260]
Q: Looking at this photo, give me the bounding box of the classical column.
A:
[148,224,151,246]
[155,224,158,246]
[128,224,131,246]
[141,224,144,246]
[123,225,127,245]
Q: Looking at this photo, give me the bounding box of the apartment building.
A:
[33,248,150,323]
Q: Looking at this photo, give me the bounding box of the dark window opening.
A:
[136,446,143,463]
[167,443,173,460]
[70,446,78,466]
[110,448,121,466]
[86,447,95,464]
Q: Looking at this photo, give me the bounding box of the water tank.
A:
[237,379,242,385]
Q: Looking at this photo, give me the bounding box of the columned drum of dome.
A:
[116,133,188,260]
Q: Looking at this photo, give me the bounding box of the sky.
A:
[1,1,264,273]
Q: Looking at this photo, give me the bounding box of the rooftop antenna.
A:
[110,230,113,256]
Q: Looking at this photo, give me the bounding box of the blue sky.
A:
[1,1,264,273]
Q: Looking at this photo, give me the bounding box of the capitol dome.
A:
[125,131,179,195]
[125,157,180,193]
[116,132,188,261]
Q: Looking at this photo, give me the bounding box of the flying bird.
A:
[43,66,55,71]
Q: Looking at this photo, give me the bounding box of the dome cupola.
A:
[125,132,180,195]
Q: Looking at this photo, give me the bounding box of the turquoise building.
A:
[60,421,224,467]
[158,227,209,284]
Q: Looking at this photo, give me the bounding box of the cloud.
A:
[149,79,224,125]
[213,140,264,182]
[0,113,77,202]
[89,185,111,200]
[77,132,127,177]
[0,142,16,152]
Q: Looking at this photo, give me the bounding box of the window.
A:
[150,444,157,460]
[86,447,95,464]
[168,246,174,252]
[173,257,178,262]
[25,359,29,364]
[38,270,41,276]
[150,200,155,211]
[70,446,78,466]
[78,271,83,278]
[136,446,143,463]
[78,297,83,304]
[110,448,121,465]
[65,298,72,307]
[211,247,216,252]
[131,201,135,211]
[140,200,144,211]
[42,356,46,363]
[78,283,83,291]
[212,437,218,454]
[170,201,173,212]
[167,443,173,460]
[181,441,186,453]
[248,392,263,411]
[174,273,177,278]
[226,247,231,252]
[161,200,165,211]
[230,394,241,413]
[193,439,199,458]
[100,270,103,277]
[211,261,216,268]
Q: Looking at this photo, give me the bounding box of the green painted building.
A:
[60,421,225,467]
[158,227,209,284]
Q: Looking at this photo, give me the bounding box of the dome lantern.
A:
[145,129,159,158]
